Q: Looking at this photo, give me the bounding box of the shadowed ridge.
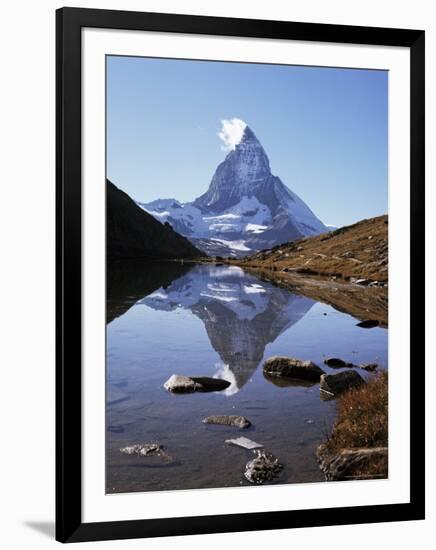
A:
[107,179,202,260]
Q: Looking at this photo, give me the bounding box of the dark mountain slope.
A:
[107,179,202,259]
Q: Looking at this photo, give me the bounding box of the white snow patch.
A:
[245,223,268,234]
[146,210,170,219]
[146,291,168,300]
[204,213,240,220]
[210,238,251,252]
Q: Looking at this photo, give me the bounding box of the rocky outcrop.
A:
[163,374,231,393]
[107,179,202,259]
[263,356,325,382]
[320,370,365,397]
[202,415,251,429]
[120,443,162,456]
[317,445,388,481]
[244,450,283,484]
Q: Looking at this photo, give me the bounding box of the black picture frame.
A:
[56,7,425,543]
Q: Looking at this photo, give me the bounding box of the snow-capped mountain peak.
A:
[138,121,328,257]
[194,124,271,213]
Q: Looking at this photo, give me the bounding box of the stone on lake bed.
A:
[120,443,162,456]
[244,450,283,484]
[263,356,325,382]
[320,370,365,397]
[119,443,174,463]
[226,437,264,450]
[164,374,231,393]
[203,415,251,429]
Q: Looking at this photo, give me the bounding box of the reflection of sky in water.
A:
[106,264,388,493]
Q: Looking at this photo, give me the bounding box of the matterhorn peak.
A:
[141,119,327,257]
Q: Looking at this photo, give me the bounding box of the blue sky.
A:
[107,56,387,228]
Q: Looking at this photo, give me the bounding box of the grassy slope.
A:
[235,215,388,283]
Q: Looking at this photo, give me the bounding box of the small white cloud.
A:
[217,118,247,151]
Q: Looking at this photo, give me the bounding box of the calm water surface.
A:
[106,262,387,493]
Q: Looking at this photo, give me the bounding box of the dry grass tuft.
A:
[326,371,388,453]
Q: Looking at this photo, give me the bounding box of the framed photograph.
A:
[56,7,425,543]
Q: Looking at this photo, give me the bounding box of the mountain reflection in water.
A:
[140,264,314,393]
[106,261,388,493]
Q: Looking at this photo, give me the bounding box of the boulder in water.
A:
[263,356,325,382]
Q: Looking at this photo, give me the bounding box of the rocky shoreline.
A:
[117,355,387,485]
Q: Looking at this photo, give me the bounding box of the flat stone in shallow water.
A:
[164,374,231,393]
[226,437,264,450]
[263,356,325,382]
[244,450,283,484]
[320,370,365,397]
[203,415,251,429]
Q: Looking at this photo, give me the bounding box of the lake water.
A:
[106,262,388,493]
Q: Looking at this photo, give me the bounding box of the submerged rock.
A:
[203,415,251,429]
[119,442,174,463]
[164,374,231,393]
[120,443,162,456]
[317,445,388,481]
[263,356,325,382]
[356,319,379,328]
[324,357,355,368]
[244,450,283,484]
[320,370,365,397]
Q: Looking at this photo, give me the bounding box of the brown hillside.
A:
[235,215,388,284]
